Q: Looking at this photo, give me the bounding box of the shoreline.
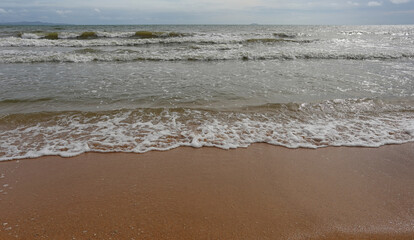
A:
[1,143,414,239]
[2,141,414,163]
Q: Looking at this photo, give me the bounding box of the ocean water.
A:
[0,25,413,160]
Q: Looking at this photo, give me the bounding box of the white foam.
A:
[0,46,413,63]
[96,31,136,38]
[0,100,413,161]
[21,33,41,39]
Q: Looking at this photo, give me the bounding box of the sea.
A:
[0,25,413,161]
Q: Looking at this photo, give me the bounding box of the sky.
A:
[0,0,413,25]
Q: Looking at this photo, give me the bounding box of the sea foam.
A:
[1,99,413,161]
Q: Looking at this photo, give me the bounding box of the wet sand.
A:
[0,143,414,239]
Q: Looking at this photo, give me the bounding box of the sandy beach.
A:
[1,143,414,239]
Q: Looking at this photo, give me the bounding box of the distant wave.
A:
[13,31,192,40]
[1,30,412,63]
[0,50,412,63]
[0,97,54,104]
[0,36,316,47]
[5,31,305,40]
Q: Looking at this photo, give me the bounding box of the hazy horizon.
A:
[2,21,414,26]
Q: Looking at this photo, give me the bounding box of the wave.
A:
[13,30,303,40]
[245,38,313,43]
[340,30,413,36]
[0,38,315,49]
[1,49,413,63]
[0,97,54,104]
[273,33,297,38]
[73,48,103,54]
[14,31,192,40]
[1,98,414,161]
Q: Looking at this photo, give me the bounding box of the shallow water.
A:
[0,25,413,160]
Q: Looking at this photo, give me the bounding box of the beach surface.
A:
[1,144,414,239]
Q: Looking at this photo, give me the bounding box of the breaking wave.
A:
[0,49,412,63]
[1,99,414,161]
[15,31,192,40]
[1,28,413,63]
[0,35,315,47]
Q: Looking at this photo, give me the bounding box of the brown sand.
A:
[0,143,414,239]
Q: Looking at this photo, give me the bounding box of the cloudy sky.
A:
[0,0,413,24]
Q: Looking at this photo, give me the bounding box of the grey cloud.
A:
[390,0,411,3]
[368,1,383,6]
